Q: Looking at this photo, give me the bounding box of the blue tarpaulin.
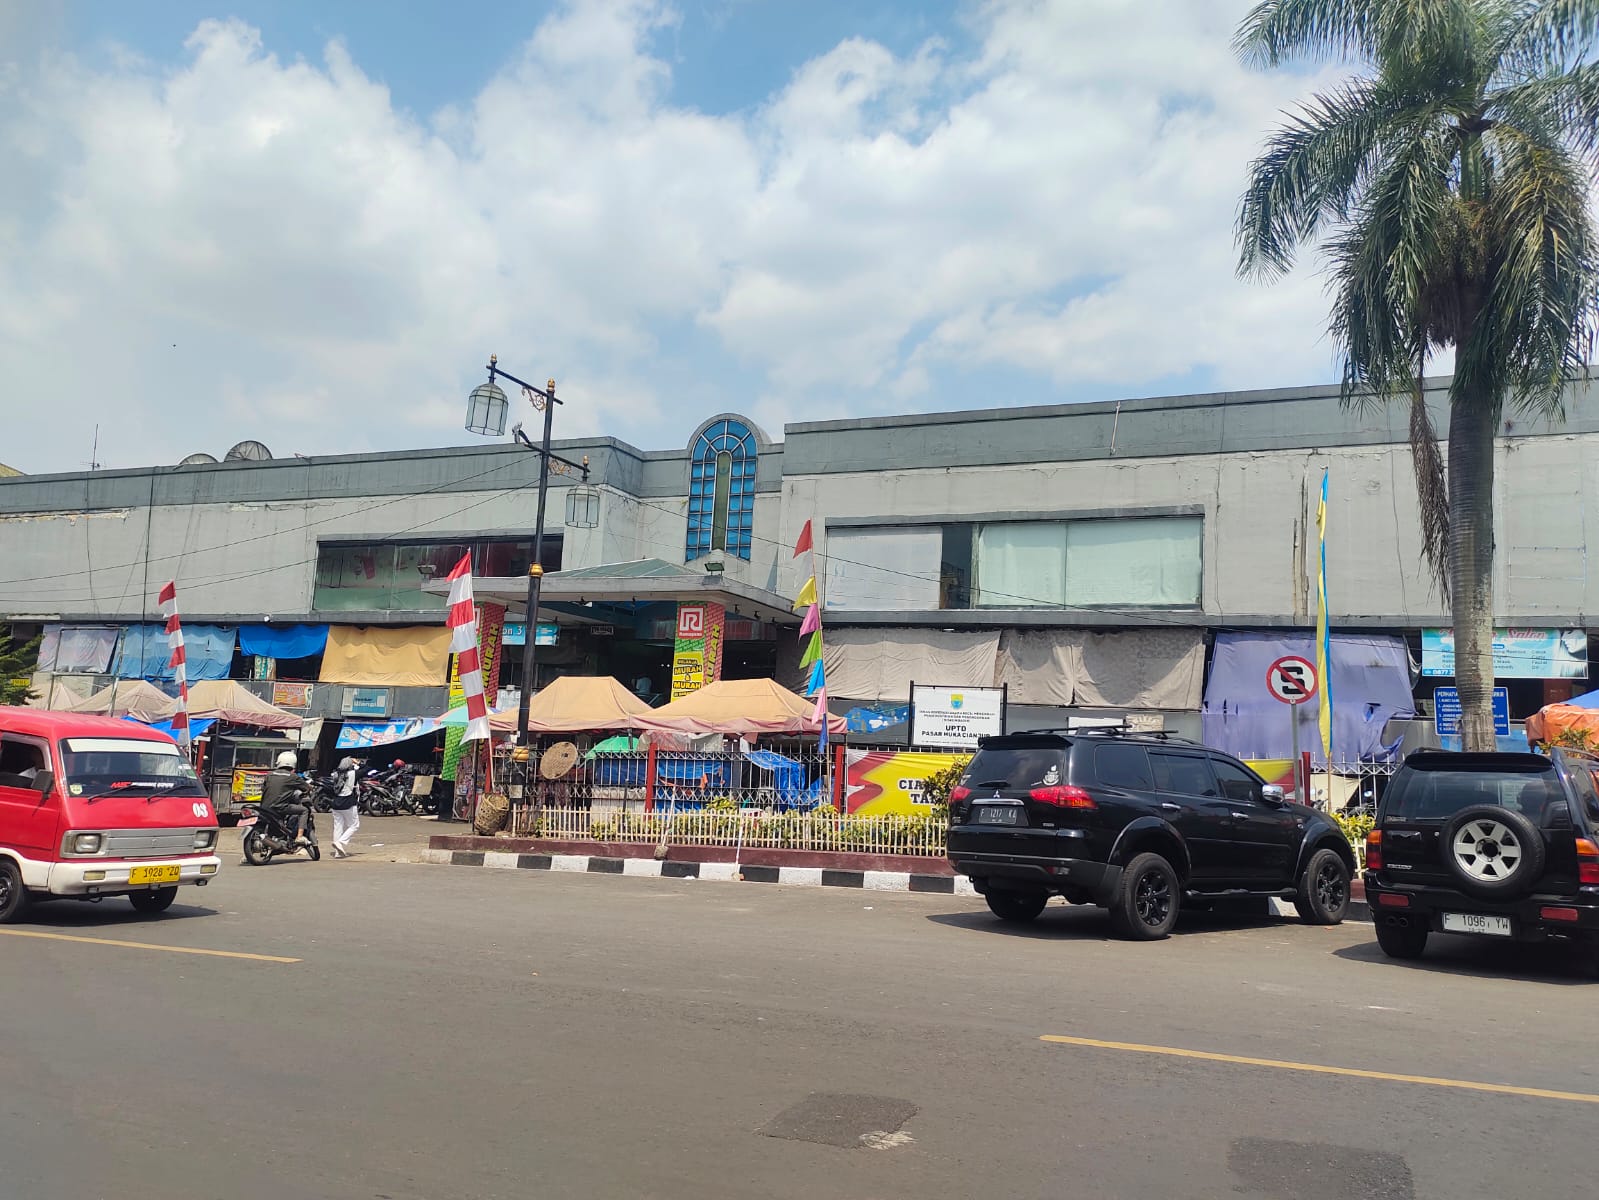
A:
[120,714,216,739]
[113,625,236,681]
[237,623,328,661]
[843,704,909,734]
[1565,688,1599,710]
[1202,632,1417,766]
[743,749,807,801]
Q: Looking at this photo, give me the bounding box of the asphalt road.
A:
[4,852,1598,1200]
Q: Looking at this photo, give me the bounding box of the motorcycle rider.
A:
[260,750,312,848]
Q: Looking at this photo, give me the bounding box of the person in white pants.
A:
[330,755,361,858]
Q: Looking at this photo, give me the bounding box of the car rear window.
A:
[964,745,1067,790]
[1385,766,1562,823]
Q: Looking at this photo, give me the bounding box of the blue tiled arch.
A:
[685,418,756,561]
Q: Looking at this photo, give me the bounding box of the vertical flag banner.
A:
[157,581,191,749]
[446,555,490,742]
[793,525,828,750]
[1315,469,1333,760]
[671,603,724,700]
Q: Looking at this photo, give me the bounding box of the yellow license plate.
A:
[128,864,181,886]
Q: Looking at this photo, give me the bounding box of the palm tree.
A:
[1236,0,1599,750]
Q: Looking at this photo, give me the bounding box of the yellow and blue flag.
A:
[1315,469,1333,761]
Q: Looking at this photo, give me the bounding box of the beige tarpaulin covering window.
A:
[318,625,451,688]
[186,680,305,729]
[823,628,1001,701]
[824,626,1204,710]
[462,676,655,733]
[642,678,847,736]
[996,629,1205,709]
[63,680,182,722]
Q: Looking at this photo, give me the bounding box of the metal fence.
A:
[515,804,949,857]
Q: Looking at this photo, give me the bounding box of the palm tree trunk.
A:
[1447,393,1498,752]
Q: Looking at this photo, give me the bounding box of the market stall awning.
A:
[63,679,182,722]
[641,678,845,737]
[185,680,305,729]
[440,675,655,733]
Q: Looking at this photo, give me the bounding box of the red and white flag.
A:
[158,580,191,749]
[446,555,490,742]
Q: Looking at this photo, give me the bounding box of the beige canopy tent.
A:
[639,678,846,737]
[438,676,655,734]
[185,680,304,730]
[63,680,182,723]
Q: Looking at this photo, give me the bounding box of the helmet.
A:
[275,751,297,769]
[392,759,405,769]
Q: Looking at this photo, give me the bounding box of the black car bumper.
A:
[1364,876,1599,943]
[949,849,1121,903]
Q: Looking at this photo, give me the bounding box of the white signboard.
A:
[910,684,1006,749]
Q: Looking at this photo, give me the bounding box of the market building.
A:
[2,378,1595,768]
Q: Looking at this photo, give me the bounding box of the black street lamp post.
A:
[465,355,589,806]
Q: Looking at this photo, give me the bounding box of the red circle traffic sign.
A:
[1267,655,1319,705]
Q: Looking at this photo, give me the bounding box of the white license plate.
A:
[1442,912,1512,937]
[975,805,1020,825]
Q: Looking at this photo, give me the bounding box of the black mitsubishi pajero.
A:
[946,728,1355,940]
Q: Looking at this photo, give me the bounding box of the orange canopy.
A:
[488,675,656,733]
[640,678,846,737]
[64,680,182,722]
[1525,703,1599,747]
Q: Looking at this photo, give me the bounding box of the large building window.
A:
[818,516,1203,612]
[686,419,756,561]
[313,537,562,613]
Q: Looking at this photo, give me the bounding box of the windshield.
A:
[1385,766,1562,823]
[59,737,205,799]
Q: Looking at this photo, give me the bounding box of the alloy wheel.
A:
[1134,868,1172,927]
[1452,819,1522,882]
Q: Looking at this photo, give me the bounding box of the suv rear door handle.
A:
[1230,811,1249,820]
[1160,802,1181,811]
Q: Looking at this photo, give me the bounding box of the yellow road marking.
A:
[0,928,300,963]
[1040,1034,1599,1105]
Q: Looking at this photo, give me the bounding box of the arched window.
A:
[686,419,756,561]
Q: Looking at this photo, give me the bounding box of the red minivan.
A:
[0,708,222,922]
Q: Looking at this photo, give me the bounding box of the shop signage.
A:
[341,687,391,718]
[908,683,1006,749]
[1422,629,1587,679]
[670,603,725,700]
[272,682,312,709]
[1433,687,1511,737]
[501,622,559,647]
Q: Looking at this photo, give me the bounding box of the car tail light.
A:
[1540,906,1580,922]
[949,786,971,804]
[1578,838,1599,886]
[1365,829,1383,871]
[1376,892,1410,908]
[1030,785,1096,809]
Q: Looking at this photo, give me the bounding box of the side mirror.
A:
[1260,784,1286,805]
[32,770,55,796]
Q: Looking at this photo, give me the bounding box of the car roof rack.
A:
[998,724,1204,746]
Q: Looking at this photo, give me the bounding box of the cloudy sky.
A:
[1,0,1344,474]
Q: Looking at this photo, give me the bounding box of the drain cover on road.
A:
[757,1093,918,1148]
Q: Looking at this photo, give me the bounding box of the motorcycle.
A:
[357,771,399,816]
[238,801,322,864]
[307,772,340,813]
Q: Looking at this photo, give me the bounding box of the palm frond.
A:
[1499,0,1599,71]
[1236,80,1427,277]
[1373,0,1482,75]
[1466,123,1599,415]
[1490,61,1599,161]
[1409,381,1452,599]
[1235,0,1380,65]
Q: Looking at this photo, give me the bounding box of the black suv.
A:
[946,729,1354,939]
[1364,749,1599,968]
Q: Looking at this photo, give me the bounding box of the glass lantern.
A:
[465,381,508,436]
[565,485,600,529]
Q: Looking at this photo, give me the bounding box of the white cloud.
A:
[0,0,1346,474]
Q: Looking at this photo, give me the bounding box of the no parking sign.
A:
[1266,655,1319,705]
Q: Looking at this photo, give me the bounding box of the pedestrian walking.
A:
[330,755,361,858]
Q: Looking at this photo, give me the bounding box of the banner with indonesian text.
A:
[671,602,725,701]
[845,748,969,815]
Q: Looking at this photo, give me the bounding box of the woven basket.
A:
[474,792,511,835]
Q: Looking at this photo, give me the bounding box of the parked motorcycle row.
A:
[306,762,433,816]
